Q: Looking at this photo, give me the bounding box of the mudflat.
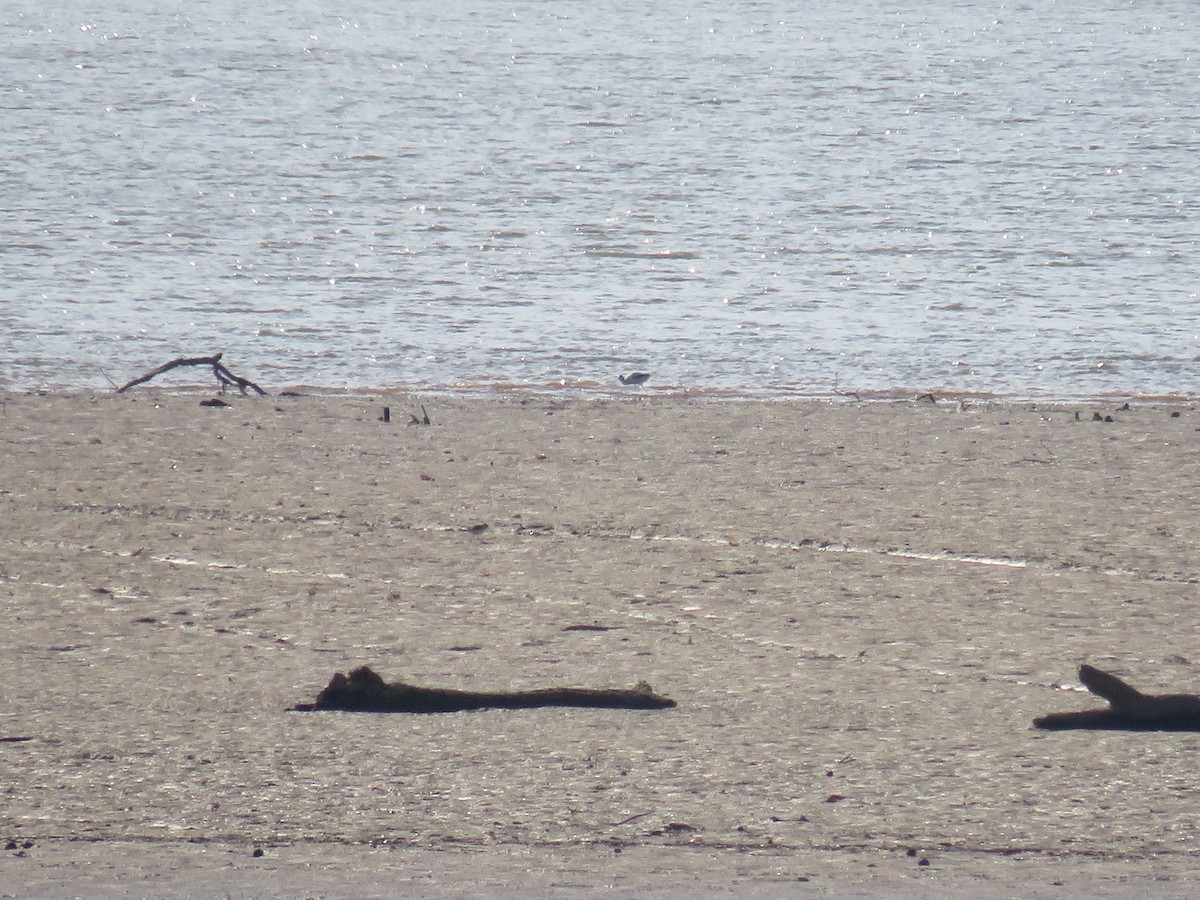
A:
[2,390,1199,897]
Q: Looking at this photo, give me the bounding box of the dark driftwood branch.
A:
[117,353,267,395]
[290,666,676,713]
[1035,665,1200,731]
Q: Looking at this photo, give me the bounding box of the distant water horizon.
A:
[2,0,1197,400]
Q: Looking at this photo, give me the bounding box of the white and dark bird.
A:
[619,372,651,386]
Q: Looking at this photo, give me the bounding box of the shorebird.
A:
[619,372,651,386]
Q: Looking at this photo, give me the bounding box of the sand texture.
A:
[2,390,1200,896]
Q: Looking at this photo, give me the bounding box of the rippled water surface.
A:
[2,0,1198,397]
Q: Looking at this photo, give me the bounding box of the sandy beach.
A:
[3,389,1200,897]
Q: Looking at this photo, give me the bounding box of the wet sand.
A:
[2,390,1200,896]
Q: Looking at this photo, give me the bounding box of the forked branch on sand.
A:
[116,353,267,395]
[1035,664,1200,731]
[290,666,677,713]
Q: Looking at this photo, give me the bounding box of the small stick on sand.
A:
[290,666,677,713]
[1035,664,1200,731]
[116,353,268,396]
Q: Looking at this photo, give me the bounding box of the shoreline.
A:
[3,392,1200,895]
[4,381,1198,406]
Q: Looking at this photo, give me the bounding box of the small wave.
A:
[584,248,698,260]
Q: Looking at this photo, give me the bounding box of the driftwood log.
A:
[290,666,676,713]
[117,353,267,395]
[1035,664,1200,731]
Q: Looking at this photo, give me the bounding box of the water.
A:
[2,0,1198,398]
